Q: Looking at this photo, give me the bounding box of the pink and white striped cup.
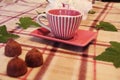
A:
[37,9,82,40]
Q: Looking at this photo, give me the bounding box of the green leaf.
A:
[94,50,117,62]
[0,25,19,43]
[113,56,120,68]
[94,41,120,68]
[0,25,9,35]
[16,17,40,29]
[88,10,96,14]
[96,24,102,30]
[95,21,118,31]
[110,41,120,52]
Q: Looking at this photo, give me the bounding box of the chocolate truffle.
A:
[5,39,22,57]
[7,57,27,77]
[25,48,43,68]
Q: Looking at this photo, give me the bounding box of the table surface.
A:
[0,0,120,80]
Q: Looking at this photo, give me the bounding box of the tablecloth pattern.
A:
[0,0,120,80]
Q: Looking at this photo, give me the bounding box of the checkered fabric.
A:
[0,0,120,80]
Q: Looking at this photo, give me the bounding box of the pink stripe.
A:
[66,17,70,37]
[90,3,112,80]
[21,43,112,66]
[56,16,60,37]
[34,42,60,80]
[52,16,56,37]
[54,16,58,36]
[69,17,73,37]
[52,15,56,33]
[56,17,62,37]
[67,17,72,38]
[101,3,114,21]
[78,46,89,80]
[63,17,66,38]
[59,17,63,38]
[0,4,43,24]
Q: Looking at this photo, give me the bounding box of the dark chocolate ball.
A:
[5,39,22,57]
[7,57,27,77]
[25,48,43,68]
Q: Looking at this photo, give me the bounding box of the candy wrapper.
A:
[45,0,92,20]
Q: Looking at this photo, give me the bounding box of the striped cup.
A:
[37,9,82,40]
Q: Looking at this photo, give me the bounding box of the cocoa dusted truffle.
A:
[5,39,22,57]
[7,57,27,77]
[25,48,43,68]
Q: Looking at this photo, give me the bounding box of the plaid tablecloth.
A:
[0,0,120,80]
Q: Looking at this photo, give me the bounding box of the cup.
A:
[36,9,82,40]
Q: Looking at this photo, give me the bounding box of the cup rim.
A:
[47,9,82,17]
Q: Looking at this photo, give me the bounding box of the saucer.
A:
[30,28,97,47]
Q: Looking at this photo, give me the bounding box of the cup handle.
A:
[36,14,51,31]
